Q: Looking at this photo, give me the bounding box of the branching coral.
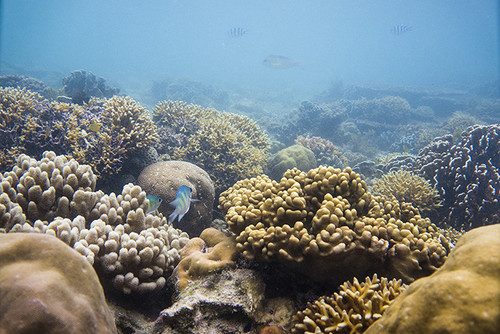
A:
[292,274,408,334]
[153,100,269,193]
[219,166,451,283]
[371,170,441,215]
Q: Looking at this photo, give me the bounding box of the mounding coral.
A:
[62,70,120,105]
[292,274,408,334]
[267,144,317,181]
[0,151,189,295]
[0,233,117,334]
[365,224,500,334]
[219,166,451,283]
[295,135,346,168]
[152,100,269,194]
[371,170,441,215]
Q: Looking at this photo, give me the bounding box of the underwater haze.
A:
[1,0,499,99]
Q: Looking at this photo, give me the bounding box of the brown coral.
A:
[371,170,441,215]
[153,100,269,194]
[293,275,408,334]
[219,166,451,283]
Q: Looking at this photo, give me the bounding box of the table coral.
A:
[292,274,408,334]
[365,224,500,334]
[371,170,441,215]
[0,233,116,334]
[152,100,269,194]
[219,166,451,283]
[172,227,238,291]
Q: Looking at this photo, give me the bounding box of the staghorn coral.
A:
[1,151,190,295]
[295,135,346,168]
[219,166,451,283]
[172,227,238,291]
[0,233,117,334]
[153,100,269,194]
[292,274,408,334]
[365,224,500,334]
[371,170,441,215]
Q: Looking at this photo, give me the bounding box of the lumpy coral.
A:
[219,166,451,283]
[62,70,120,105]
[152,100,269,194]
[293,274,407,334]
[294,135,346,168]
[365,224,500,334]
[1,151,189,295]
[267,144,317,180]
[371,170,441,215]
[172,227,238,291]
[0,233,116,334]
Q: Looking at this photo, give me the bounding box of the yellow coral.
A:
[293,274,408,334]
[371,170,441,214]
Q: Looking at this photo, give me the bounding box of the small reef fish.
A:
[168,185,199,223]
[391,24,413,35]
[228,27,247,38]
[88,121,102,133]
[263,55,299,69]
[146,194,162,214]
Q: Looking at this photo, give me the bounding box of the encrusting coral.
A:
[153,100,269,194]
[172,227,238,291]
[371,170,441,215]
[365,224,500,334]
[0,151,189,295]
[292,274,408,334]
[0,233,117,334]
[219,166,451,283]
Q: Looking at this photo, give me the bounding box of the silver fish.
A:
[262,55,299,69]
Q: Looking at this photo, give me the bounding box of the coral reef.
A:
[219,166,451,283]
[365,224,500,334]
[137,160,215,236]
[267,144,317,181]
[1,151,189,295]
[371,170,441,215]
[62,70,120,104]
[293,274,408,334]
[295,135,346,168]
[414,125,500,230]
[153,100,269,194]
[0,74,48,94]
[156,268,265,334]
[0,233,116,334]
[172,228,238,291]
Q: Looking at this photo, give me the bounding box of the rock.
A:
[365,224,500,334]
[0,233,116,334]
[137,161,215,237]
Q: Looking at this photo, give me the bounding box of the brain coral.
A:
[153,100,269,194]
[365,224,500,334]
[1,151,190,295]
[219,166,451,283]
[371,170,441,215]
[0,233,116,334]
[293,274,408,334]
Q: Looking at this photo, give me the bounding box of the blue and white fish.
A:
[228,27,247,38]
[168,185,198,223]
[391,24,413,35]
[146,194,162,214]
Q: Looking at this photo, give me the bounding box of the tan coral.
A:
[293,274,408,334]
[219,166,450,283]
[172,227,238,291]
[371,170,441,214]
[365,224,500,334]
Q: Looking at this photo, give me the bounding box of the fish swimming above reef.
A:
[263,54,299,69]
[228,27,247,38]
[88,120,102,133]
[168,185,199,223]
[391,24,413,35]
[146,194,162,214]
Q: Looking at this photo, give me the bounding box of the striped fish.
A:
[228,27,247,38]
[391,24,413,35]
[168,185,198,223]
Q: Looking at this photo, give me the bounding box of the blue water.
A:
[1,0,499,100]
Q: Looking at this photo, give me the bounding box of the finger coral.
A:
[292,274,408,334]
[371,170,441,215]
[153,100,269,194]
[219,166,451,283]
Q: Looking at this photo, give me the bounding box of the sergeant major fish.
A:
[168,185,199,223]
[146,194,162,214]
